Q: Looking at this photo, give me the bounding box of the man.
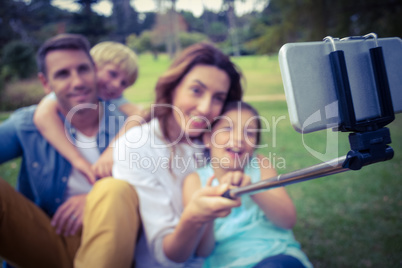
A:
[0,34,140,268]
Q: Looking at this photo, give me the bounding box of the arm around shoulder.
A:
[33,95,58,133]
[33,96,77,160]
[34,96,96,184]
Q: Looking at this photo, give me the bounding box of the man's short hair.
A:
[36,34,95,77]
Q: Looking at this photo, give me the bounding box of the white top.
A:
[113,119,205,267]
[64,131,98,200]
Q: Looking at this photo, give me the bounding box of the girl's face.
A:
[96,63,128,100]
[205,109,259,171]
[171,64,230,140]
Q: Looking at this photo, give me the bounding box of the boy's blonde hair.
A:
[90,41,139,87]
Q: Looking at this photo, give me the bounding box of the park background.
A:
[0,0,401,267]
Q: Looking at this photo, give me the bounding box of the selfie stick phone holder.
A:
[223,33,396,199]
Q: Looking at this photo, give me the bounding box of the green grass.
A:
[253,100,402,268]
[233,55,285,95]
[123,54,285,107]
[123,53,171,105]
[1,54,401,267]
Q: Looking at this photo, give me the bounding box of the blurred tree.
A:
[69,0,110,45]
[199,9,228,43]
[153,0,187,58]
[0,0,32,48]
[330,0,402,37]
[0,0,399,68]
[180,11,203,33]
[178,32,209,48]
[126,33,149,54]
[171,0,181,57]
[126,31,164,59]
[206,21,228,42]
[68,12,110,45]
[222,0,241,56]
[110,0,140,43]
[247,0,402,55]
[1,40,36,81]
[137,12,157,33]
[26,0,72,45]
[75,0,98,15]
[246,0,302,54]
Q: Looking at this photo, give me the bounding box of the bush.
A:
[126,31,165,58]
[0,78,45,111]
[127,31,209,55]
[179,32,209,49]
[1,41,37,81]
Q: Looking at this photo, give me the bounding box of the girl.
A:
[183,101,313,268]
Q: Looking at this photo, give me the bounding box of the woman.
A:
[113,42,244,267]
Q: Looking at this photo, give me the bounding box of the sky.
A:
[50,0,267,17]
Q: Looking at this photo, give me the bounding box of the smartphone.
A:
[278,37,402,133]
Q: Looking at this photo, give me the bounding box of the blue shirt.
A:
[109,95,129,109]
[197,156,313,268]
[0,101,126,217]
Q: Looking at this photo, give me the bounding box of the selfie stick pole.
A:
[222,156,349,199]
[223,33,395,199]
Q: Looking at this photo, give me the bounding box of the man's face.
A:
[40,49,98,115]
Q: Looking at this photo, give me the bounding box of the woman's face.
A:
[96,63,128,100]
[171,64,231,140]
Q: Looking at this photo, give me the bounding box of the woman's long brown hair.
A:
[146,42,244,143]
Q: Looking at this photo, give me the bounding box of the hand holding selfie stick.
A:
[222,156,349,199]
[223,33,395,199]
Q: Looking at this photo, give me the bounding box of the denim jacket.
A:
[0,101,126,217]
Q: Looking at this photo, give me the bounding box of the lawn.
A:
[1,54,401,267]
[123,53,285,107]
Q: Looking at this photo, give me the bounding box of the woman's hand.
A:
[183,183,241,224]
[164,183,241,263]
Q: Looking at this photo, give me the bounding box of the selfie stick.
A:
[223,33,395,199]
[222,156,349,199]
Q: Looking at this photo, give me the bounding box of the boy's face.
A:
[96,63,129,100]
[205,109,259,171]
[39,49,98,115]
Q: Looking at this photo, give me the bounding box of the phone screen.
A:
[279,37,402,133]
